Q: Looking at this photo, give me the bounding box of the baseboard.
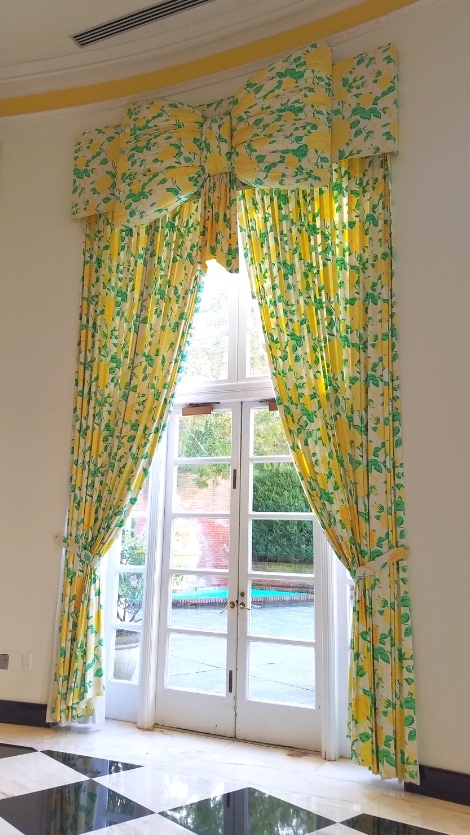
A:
[405,764,470,807]
[0,700,49,727]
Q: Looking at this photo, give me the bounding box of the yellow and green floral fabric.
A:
[238,155,418,783]
[71,43,397,274]
[50,205,203,722]
[332,44,398,160]
[59,35,418,782]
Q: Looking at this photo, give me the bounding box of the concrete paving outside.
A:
[114,602,316,707]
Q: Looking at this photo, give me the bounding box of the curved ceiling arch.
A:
[0,0,426,116]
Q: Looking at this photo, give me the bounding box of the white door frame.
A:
[153,402,240,737]
[233,401,320,750]
[153,401,327,750]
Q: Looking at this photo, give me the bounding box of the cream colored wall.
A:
[332,0,470,775]
[0,105,122,705]
[0,0,469,774]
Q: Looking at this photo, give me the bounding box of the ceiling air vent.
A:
[72,0,215,48]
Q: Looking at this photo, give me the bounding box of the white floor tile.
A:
[360,796,470,835]
[0,817,23,835]
[0,751,85,800]
[267,787,363,825]
[0,720,468,835]
[96,764,239,813]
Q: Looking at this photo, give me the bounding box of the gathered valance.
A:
[72,42,397,269]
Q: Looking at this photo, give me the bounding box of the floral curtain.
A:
[58,38,419,779]
[71,44,399,268]
[238,155,419,782]
[50,203,202,722]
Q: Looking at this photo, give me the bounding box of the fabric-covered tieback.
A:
[351,546,409,582]
[55,534,94,565]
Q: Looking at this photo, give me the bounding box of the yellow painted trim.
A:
[0,0,419,116]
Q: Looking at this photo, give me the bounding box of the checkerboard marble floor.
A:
[0,721,468,834]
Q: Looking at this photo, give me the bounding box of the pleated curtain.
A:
[238,156,418,781]
[55,39,420,782]
[50,205,202,722]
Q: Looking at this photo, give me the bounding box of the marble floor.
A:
[0,720,468,835]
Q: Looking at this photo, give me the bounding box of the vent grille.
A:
[72,0,215,48]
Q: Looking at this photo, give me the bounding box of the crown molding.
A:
[0,0,434,117]
[0,0,345,99]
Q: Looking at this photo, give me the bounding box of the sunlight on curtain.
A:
[239,155,419,782]
[50,202,202,722]
[61,41,418,779]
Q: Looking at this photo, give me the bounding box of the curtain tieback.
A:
[54,534,94,564]
[351,546,409,582]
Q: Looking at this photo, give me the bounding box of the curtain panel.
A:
[238,156,418,782]
[50,206,202,722]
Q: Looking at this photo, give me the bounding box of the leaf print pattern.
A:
[71,43,398,239]
[73,125,121,219]
[72,42,333,260]
[332,44,398,160]
[238,154,418,783]
[50,203,203,722]
[230,43,332,187]
[64,38,411,779]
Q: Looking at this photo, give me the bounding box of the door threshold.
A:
[151,723,318,755]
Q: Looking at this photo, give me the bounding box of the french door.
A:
[154,400,321,750]
[104,259,351,750]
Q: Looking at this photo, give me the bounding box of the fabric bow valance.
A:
[72,42,398,270]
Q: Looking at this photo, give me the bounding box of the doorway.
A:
[104,257,351,752]
[154,401,320,749]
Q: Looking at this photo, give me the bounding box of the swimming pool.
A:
[172,587,313,604]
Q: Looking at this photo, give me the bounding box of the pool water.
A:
[172,587,312,603]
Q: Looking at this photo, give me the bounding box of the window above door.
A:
[176,257,274,402]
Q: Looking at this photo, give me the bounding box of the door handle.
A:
[220,600,236,614]
[239,600,261,609]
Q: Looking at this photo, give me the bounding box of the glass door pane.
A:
[178,263,233,386]
[104,484,150,721]
[235,403,320,749]
[155,405,240,737]
[247,642,315,707]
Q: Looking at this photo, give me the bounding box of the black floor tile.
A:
[0,742,36,759]
[341,813,446,835]
[0,779,153,835]
[0,743,455,835]
[42,749,142,778]
[160,787,335,835]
